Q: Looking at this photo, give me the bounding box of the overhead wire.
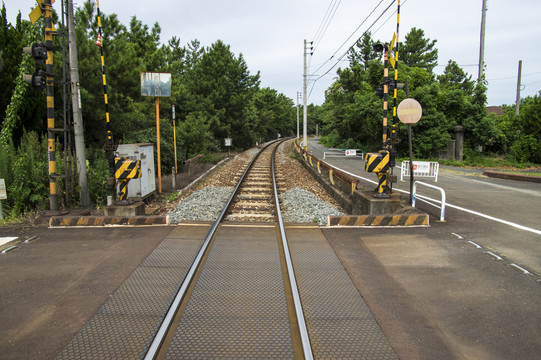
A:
[308,0,397,98]
[372,0,408,36]
[313,0,342,52]
[312,0,337,46]
[311,0,387,77]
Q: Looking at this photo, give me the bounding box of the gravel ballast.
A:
[279,187,345,225]
[168,186,344,225]
[166,140,346,225]
[168,187,233,224]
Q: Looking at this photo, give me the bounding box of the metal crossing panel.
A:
[286,225,398,359]
[165,224,294,359]
[55,225,208,360]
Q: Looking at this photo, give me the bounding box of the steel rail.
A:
[272,144,314,359]
[144,140,279,360]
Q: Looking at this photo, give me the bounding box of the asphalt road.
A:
[307,137,541,275]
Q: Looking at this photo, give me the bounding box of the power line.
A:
[313,0,336,45]
[311,0,387,77]
[372,0,403,35]
[311,0,397,89]
[313,0,342,52]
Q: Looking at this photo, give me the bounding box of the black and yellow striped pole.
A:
[390,2,400,128]
[367,41,391,198]
[389,0,401,188]
[96,1,116,190]
[44,0,59,212]
[382,44,389,149]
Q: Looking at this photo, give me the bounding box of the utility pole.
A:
[303,39,312,149]
[67,0,90,208]
[515,60,522,116]
[478,0,487,81]
[296,91,300,139]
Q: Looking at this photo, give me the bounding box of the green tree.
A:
[438,60,474,95]
[183,40,260,148]
[400,27,438,73]
[513,93,541,163]
[0,6,44,146]
[348,31,379,69]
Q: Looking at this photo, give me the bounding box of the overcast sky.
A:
[4,0,541,106]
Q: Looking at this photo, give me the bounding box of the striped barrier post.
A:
[365,151,390,197]
[115,157,141,202]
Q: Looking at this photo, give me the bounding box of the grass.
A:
[196,153,227,164]
[491,170,541,177]
[400,153,540,172]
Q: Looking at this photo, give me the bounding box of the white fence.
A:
[323,148,364,160]
[401,161,439,182]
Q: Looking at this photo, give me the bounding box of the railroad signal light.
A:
[23,42,49,90]
[23,70,47,90]
[23,43,48,64]
[376,82,405,98]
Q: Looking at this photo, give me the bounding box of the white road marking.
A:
[510,263,532,275]
[468,240,482,249]
[316,161,541,236]
[0,237,18,247]
[1,245,18,255]
[486,251,503,260]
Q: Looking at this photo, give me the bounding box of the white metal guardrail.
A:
[323,148,364,160]
[412,181,446,221]
[401,160,439,182]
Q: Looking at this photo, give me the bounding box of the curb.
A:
[483,170,541,183]
[49,215,169,227]
[328,214,429,227]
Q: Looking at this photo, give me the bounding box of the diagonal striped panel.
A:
[114,157,141,180]
[328,214,429,227]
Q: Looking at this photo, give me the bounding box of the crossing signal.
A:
[23,70,47,90]
[23,43,48,64]
[376,81,404,98]
[23,42,49,90]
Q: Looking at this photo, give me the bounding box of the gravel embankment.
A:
[167,140,346,225]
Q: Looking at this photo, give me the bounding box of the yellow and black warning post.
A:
[27,0,59,211]
[365,150,390,197]
[367,1,401,198]
[114,157,141,203]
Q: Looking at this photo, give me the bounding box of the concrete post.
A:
[454,125,464,161]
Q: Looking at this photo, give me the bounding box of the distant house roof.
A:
[487,106,504,116]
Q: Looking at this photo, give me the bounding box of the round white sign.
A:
[397,98,422,124]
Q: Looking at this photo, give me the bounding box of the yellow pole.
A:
[44,0,58,212]
[173,118,178,174]
[156,97,162,193]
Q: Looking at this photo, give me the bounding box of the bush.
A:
[197,153,226,164]
[0,131,48,217]
[86,148,111,207]
[320,129,341,148]
[510,134,539,164]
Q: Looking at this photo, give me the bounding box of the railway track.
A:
[144,139,313,359]
[225,143,276,221]
[57,139,397,360]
